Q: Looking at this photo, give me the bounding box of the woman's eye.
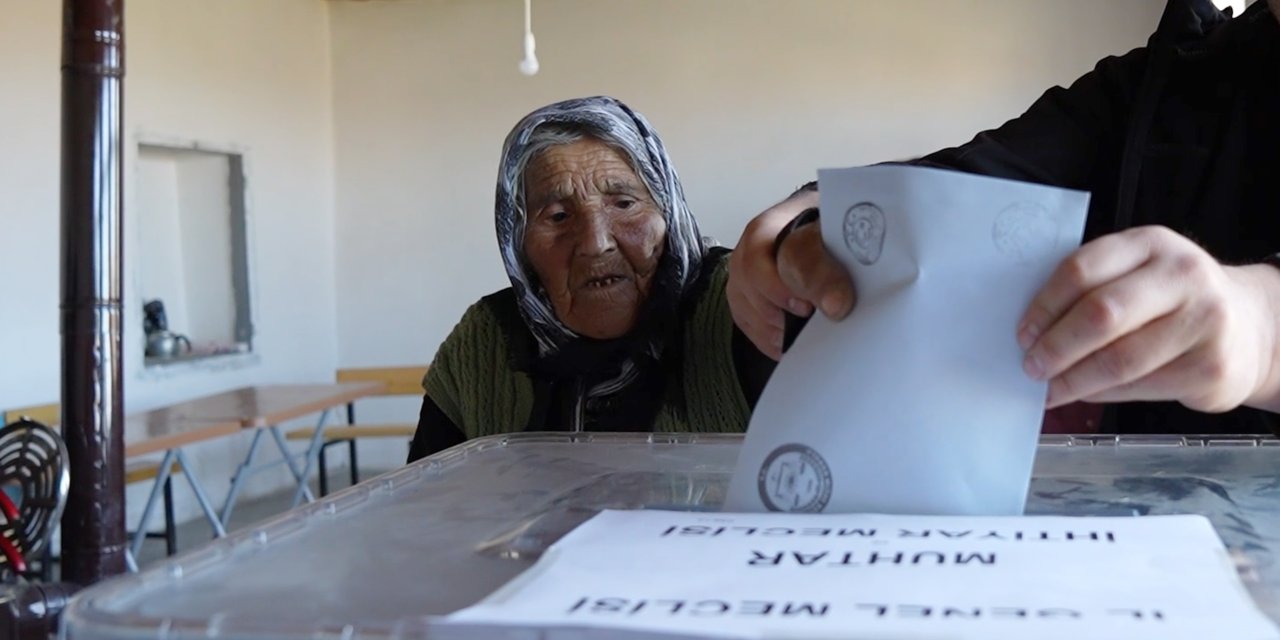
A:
[615,199,636,210]
[547,210,568,223]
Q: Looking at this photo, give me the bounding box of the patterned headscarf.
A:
[495,96,706,380]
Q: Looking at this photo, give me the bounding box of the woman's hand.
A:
[1020,225,1280,413]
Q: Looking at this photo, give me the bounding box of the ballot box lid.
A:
[62,433,1280,639]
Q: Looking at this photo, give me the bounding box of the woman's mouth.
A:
[584,275,627,289]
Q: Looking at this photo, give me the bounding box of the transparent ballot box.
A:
[62,433,1280,639]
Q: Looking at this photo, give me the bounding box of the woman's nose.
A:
[575,209,616,256]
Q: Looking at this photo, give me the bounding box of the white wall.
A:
[175,154,236,345]
[328,0,1166,450]
[136,152,190,329]
[0,0,338,527]
[0,0,60,407]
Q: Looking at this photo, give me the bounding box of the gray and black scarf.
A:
[495,96,707,406]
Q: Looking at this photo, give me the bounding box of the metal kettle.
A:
[145,331,192,358]
[143,300,191,358]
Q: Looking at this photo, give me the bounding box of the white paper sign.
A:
[725,165,1090,515]
[440,510,1279,640]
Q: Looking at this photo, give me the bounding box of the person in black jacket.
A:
[727,0,1280,434]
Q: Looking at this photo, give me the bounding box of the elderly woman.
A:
[407,97,770,461]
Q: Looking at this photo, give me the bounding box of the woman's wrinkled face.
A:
[522,137,667,339]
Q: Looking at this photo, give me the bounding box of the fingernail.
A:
[1017,322,1040,351]
[820,291,849,318]
[787,297,812,316]
[771,333,783,349]
[1023,353,1046,380]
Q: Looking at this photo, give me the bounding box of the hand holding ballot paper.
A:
[732,172,1280,431]
[727,161,1280,512]
[727,165,1089,515]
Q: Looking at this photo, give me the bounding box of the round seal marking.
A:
[757,443,833,513]
[992,202,1060,264]
[843,202,886,266]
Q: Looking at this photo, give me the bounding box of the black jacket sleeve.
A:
[406,394,466,463]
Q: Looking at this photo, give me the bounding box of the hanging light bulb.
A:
[519,0,539,76]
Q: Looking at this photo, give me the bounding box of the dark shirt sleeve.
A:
[406,394,466,463]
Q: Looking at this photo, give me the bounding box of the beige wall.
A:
[0,0,337,525]
[0,0,60,405]
[329,0,1165,374]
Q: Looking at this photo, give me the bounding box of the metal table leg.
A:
[127,447,231,570]
[288,409,332,507]
[267,423,314,492]
[128,449,178,560]
[220,428,266,525]
[174,448,227,537]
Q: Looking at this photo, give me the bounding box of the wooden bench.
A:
[284,366,426,495]
[2,404,182,568]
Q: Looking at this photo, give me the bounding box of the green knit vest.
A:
[423,258,749,438]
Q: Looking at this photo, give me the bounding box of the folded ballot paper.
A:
[725,165,1090,515]
[440,510,1280,640]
